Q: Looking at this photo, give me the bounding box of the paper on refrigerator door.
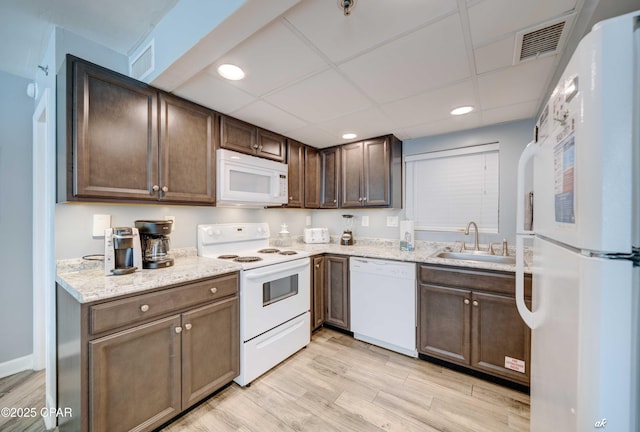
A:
[400,220,414,251]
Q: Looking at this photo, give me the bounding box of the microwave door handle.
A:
[244,260,308,280]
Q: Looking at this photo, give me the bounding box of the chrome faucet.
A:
[464,221,480,251]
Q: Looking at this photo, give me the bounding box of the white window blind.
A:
[405,143,499,232]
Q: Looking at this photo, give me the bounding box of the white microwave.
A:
[216,149,288,207]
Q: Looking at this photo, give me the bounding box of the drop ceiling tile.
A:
[315,107,396,141]
[173,71,255,114]
[338,13,470,104]
[380,80,477,128]
[468,0,577,46]
[478,55,556,110]
[284,125,341,148]
[480,100,540,125]
[212,19,328,97]
[283,0,458,63]
[473,35,516,74]
[398,112,482,139]
[264,69,371,123]
[231,100,307,133]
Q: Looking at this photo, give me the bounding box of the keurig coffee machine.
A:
[135,220,175,269]
[104,227,143,275]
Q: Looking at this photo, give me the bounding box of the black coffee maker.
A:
[135,220,174,269]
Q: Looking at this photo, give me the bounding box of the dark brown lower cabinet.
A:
[418,265,531,385]
[324,255,350,330]
[310,255,325,331]
[57,273,240,432]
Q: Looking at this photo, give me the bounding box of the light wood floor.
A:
[0,328,530,432]
[163,328,530,432]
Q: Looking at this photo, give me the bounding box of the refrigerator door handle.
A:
[516,140,537,235]
[516,234,536,329]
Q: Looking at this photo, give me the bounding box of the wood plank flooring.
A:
[0,369,47,432]
[163,328,530,432]
[0,328,530,432]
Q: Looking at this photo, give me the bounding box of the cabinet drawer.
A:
[90,273,239,335]
[419,265,531,297]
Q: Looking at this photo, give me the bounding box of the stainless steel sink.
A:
[435,251,516,265]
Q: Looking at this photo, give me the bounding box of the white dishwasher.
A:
[350,257,417,357]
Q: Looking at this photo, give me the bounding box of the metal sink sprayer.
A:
[464,221,480,251]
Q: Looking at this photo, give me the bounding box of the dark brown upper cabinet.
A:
[59,55,216,205]
[286,139,305,208]
[340,135,402,208]
[219,115,286,162]
[320,146,340,209]
[304,146,321,209]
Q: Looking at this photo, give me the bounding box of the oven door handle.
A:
[244,259,309,280]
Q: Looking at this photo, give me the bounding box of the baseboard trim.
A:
[0,354,34,379]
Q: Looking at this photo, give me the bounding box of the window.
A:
[405,143,499,232]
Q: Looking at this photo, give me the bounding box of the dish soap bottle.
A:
[278,224,292,247]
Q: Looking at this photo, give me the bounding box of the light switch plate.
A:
[306,215,311,226]
[92,214,111,237]
[387,216,399,227]
[361,216,369,227]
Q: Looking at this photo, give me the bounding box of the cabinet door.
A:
[340,142,364,207]
[363,137,390,207]
[158,94,215,204]
[89,315,181,432]
[304,146,321,209]
[418,283,471,365]
[220,116,257,155]
[73,59,158,201]
[257,129,286,162]
[181,297,240,409]
[324,255,350,330]
[320,147,340,209]
[471,291,531,384]
[287,139,305,208]
[311,256,326,330]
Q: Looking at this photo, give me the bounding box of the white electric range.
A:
[197,223,310,386]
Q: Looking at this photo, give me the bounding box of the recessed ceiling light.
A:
[217,64,245,81]
[342,133,357,140]
[450,106,474,116]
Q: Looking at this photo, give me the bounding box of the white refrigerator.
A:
[515,10,640,432]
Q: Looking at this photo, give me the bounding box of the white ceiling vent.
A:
[130,40,155,81]
[513,14,575,64]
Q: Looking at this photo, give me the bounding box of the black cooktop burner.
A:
[257,248,280,254]
[279,250,298,255]
[218,254,239,260]
[235,256,262,263]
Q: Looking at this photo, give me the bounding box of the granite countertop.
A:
[279,237,532,274]
[57,240,531,305]
[56,248,241,304]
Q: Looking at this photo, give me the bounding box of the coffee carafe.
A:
[104,227,143,275]
[135,220,175,269]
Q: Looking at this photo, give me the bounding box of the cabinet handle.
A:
[175,326,183,334]
[463,299,470,305]
[184,323,192,330]
[253,144,259,149]
[151,185,160,192]
[363,197,367,201]
[162,186,169,193]
[289,196,293,200]
[333,199,337,203]
[315,264,320,268]
[210,287,218,294]
[140,304,150,312]
[258,145,263,150]
[358,197,363,202]
[473,300,479,307]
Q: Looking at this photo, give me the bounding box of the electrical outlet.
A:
[361,215,369,227]
[92,214,111,237]
[165,216,176,230]
[306,215,311,226]
[387,216,399,227]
